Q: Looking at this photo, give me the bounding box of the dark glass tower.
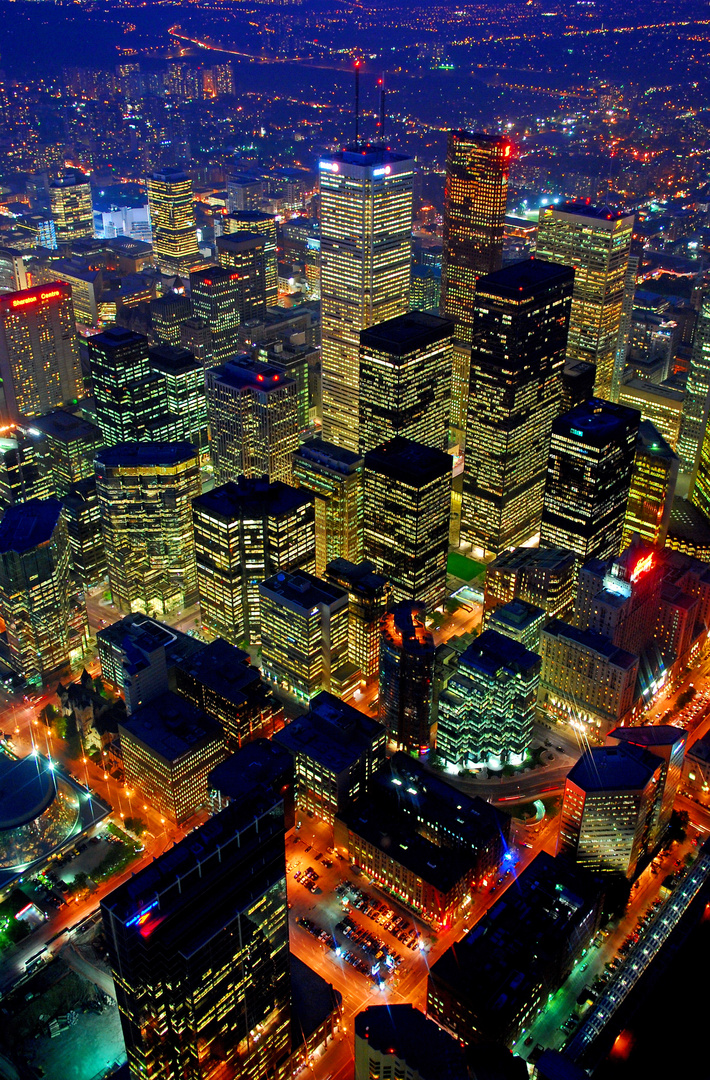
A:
[101,790,291,1080]
[379,600,435,755]
[440,131,512,344]
[540,398,640,563]
[462,259,574,558]
[190,265,241,364]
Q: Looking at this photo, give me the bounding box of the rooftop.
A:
[488,545,576,574]
[360,312,454,357]
[119,691,222,763]
[354,1005,469,1080]
[541,200,634,223]
[460,628,540,678]
[488,599,545,632]
[0,498,62,554]
[97,615,204,671]
[0,754,56,830]
[636,420,678,463]
[96,441,197,469]
[619,376,684,403]
[30,409,102,445]
[193,477,312,522]
[364,436,451,485]
[542,621,638,670]
[260,570,347,613]
[552,399,640,446]
[208,357,295,394]
[608,725,687,749]
[326,558,388,598]
[323,144,412,168]
[566,744,659,793]
[294,438,363,475]
[208,739,293,803]
[148,344,201,376]
[274,691,384,775]
[174,637,272,708]
[476,257,574,300]
[216,232,266,252]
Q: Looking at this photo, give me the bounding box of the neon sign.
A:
[126,899,158,927]
[373,165,391,177]
[10,289,62,309]
[630,552,654,583]
[319,160,339,172]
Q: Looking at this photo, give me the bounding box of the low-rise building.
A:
[119,691,226,823]
[273,692,385,826]
[485,597,546,651]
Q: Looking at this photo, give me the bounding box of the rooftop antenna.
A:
[377,77,385,141]
[354,60,361,145]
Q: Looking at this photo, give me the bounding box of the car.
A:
[524,1036,534,1047]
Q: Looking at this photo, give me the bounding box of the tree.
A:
[124,816,147,837]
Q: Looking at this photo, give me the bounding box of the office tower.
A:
[97,613,205,711]
[95,442,200,617]
[440,130,512,342]
[225,210,278,306]
[677,296,710,474]
[49,171,93,243]
[193,478,315,646]
[607,725,686,850]
[463,259,574,557]
[437,629,540,769]
[273,691,386,825]
[622,421,678,549]
[539,621,639,734]
[364,437,451,611]
[0,246,30,293]
[335,753,509,925]
[536,202,635,399]
[179,314,213,368]
[618,375,683,451]
[227,174,261,213]
[691,407,710,521]
[562,359,596,412]
[119,692,225,823]
[146,167,200,275]
[319,145,414,451]
[379,601,436,755]
[252,337,317,431]
[30,408,103,497]
[259,570,350,703]
[0,426,48,511]
[325,558,390,680]
[484,545,577,620]
[410,265,442,312]
[557,743,662,878]
[427,853,603,1047]
[174,637,283,750]
[486,598,545,650]
[0,283,83,422]
[148,344,209,458]
[101,792,291,1080]
[359,312,454,453]
[540,398,639,563]
[88,326,164,446]
[355,1006,469,1080]
[206,357,298,485]
[62,479,106,588]
[190,265,241,364]
[215,232,268,322]
[0,499,74,682]
[292,438,363,574]
[150,290,192,346]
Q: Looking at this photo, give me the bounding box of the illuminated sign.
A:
[319,160,339,172]
[10,288,62,309]
[126,899,158,928]
[373,165,391,177]
[630,552,654,583]
[504,145,511,157]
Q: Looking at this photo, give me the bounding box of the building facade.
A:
[325,558,391,680]
[379,601,436,755]
[146,167,201,275]
[622,421,678,549]
[293,439,363,575]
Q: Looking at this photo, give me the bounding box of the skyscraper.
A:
[325,558,391,681]
[259,570,351,703]
[536,202,635,400]
[292,438,363,574]
[364,437,451,611]
[359,311,454,453]
[190,264,241,364]
[462,259,574,557]
[224,210,278,306]
[49,170,93,243]
[440,130,512,342]
[206,356,299,485]
[0,499,75,682]
[677,296,710,475]
[437,629,540,769]
[215,232,267,322]
[95,442,200,617]
[606,725,686,851]
[31,408,103,498]
[101,791,291,1079]
[0,283,83,422]
[88,326,164,446]
[319,145,414,451]
[379,601,436,755]
[193,478,315,646]
[146,167,201,275]
[622,420,678,549]
[148,344,209,459]
[150,290,192,347]
[179,315,213,368]
[540,398,639,563]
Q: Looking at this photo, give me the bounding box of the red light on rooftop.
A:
[257,373,264,382]
[203,278,212,286]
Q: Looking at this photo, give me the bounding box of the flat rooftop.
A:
[459,628,540,678]
[364,436,451,485]
[209,357,295,394]
[260,570,346,613]
[608,725,687,749]
[30,409,102,444]
[360,312,454,356]
[487,545,576,574]
[542,621,638,670]
[354,1005,469,1080]
[148,344,201,375]
[209,739,293,802]
[96,441,197,469]
[476,258,574,300]
[294,438,363,474]
[552,399,640,446]
[274,691,384,775]
[175,637,270,706]
[194,477,312,522]
[0,498,62,554]
[488,598,545,631]
[120,691,222,763]
[542,201,633,223]
[566,744,658,793]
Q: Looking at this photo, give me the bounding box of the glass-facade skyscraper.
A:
[678,295,710,476]
[536,202,635,401]
[462,259,574,558]
[379,600,436,755]
[146,167,201,275]
[319,144,414,452]
[49,170,93,243]
[440,130,512,343]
